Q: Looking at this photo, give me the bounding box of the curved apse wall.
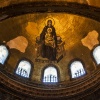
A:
[0,12,100,82]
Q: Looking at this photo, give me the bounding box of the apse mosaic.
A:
[0,13,100,82]
[34,17,66,63]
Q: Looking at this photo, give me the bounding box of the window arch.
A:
[70,60,86,78]
[15,60,32,78]
[43,66,58,83]
[0,45,9,65]
[93,45,100,65]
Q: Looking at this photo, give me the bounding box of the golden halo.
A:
[45,17,55,26]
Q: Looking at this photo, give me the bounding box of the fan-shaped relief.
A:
[15,60,32,78]
[43,65,58,83]
[0,45,9,65]
[70,60,86,78]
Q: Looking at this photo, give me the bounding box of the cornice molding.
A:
[0,67,100,99]
[0,1,100,22]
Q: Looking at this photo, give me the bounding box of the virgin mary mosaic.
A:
[35,17,65,63]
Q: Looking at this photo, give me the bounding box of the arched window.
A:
[0,45,9,65]
[93,45,100,65]
[15,60,32,78]
[70,61,86,78]
[43,66,58,83]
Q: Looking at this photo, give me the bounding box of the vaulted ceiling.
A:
[0,0,100,100]
[0,0,100,7]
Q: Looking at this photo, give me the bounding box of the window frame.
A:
[69,58,87,80]
[41,64,60,84]
[14,58,34,79]
[92,44,100,66]
[0,43,10,66]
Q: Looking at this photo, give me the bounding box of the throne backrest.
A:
[36,36,40,43]
[57,36,62,44]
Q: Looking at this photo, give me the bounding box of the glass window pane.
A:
[16,60,31,78]
[0,45,9,65]
[93,46,100,65]
[43,66,58,83]
[70,61,86,78]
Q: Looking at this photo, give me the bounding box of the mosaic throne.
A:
[35,36,65,62]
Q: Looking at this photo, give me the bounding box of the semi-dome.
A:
[0,0,100,100]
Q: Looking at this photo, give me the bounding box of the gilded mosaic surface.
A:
[0,13,100,82]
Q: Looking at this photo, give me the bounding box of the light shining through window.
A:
[0,45,9,65]
[43,66,58,83]
[16,60,31,78]
[93,46,100,65]
[70,61,86,78]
